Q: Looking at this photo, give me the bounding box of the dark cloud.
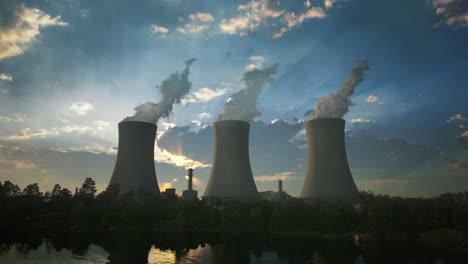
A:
[448,159,468,175]
[433,0,468,27]
[159,120,439,181]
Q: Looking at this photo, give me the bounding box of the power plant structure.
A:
[300,118,359,199]
[182,168,198,201]
[203,120,258,200]
[108,121,160,195]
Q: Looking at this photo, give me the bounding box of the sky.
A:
[0,0,467,197]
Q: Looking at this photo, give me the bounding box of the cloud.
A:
[154,145,210,169]
[159,120,440,196]
[94,120,111,131]
[448,159,468,174]
[219,0,326,38]
[351,118,376,123]
[198,112,212,119]
[0,159,39,170]
[69,101,94,116]
[177,24,210,34]
[0,73,13,81]
[325,0,336,9]
[50,145,116,155]
[150,24,169,34]
[447,113,467,122]
[367,95,379,103]
[273,7,326,38]
[159,178,178,191]
[0,3,67,60]
[189,12,215,23]
[219,0,284,36]
[0,113,29,122]
[6,128,54,140]
[446,114,468,138]
[254,171,299,182]
[181,86,229,105]
[6,125,94,140]
[177,12,215,34]
[245,56,265,71]
[432,0,468,27]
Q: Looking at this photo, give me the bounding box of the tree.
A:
[51,184,62,197]
[3,180,21,197]
[79,177,97,198]
[59,188,72,200]
[23,183,42,197]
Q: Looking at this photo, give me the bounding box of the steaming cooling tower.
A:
[300,118,358,199]
[203,120,258,199]
[108,121,160,195]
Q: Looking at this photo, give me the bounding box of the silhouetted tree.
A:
[23,183,42,197]
[78,177,97,199]
[51,184,62,197]
[2,180,21,197]
[59,188,73,200]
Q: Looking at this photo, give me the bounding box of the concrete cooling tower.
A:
[108,121,160,195]
[300,118,358,199]
[203,120,258,199]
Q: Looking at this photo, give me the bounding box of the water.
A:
[0,237,461,264]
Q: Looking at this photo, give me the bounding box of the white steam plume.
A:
[124,58,196,123]
[218,64,278,122]
[310,60,369,119]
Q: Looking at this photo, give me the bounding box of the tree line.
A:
[1,178,468,245]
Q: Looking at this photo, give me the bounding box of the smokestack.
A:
[188,168,193,191]
[278,180,283,193]
[108,121,160,195]
[300,118,358,199]
[183,168,198,201]
[203,120,258,199]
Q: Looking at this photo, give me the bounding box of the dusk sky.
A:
[0,0,467,197]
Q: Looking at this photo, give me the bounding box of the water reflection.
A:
[0,235,463,264]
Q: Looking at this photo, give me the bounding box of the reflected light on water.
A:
[147,248,176,264]
[147,245,212,264]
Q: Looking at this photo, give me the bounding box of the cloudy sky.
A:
[0,0,467,197]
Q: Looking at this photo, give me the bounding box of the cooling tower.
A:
[108,121,160,195]
[203,120,258,199]
[300,118,358,199]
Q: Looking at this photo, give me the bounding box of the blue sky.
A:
[0,0,467,197]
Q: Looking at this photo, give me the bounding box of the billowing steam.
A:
[310,60,369,119]
[218,64,278,122]
[124,58,196,123]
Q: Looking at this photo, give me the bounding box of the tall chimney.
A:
[188,168,193,191]
[278,180,283,193]
[203,120,258,199]
[300,118,358,199]
[108,121,160,195]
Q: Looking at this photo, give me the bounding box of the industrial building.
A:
[182,168,198,201]
[300,118,359,199]
[108,121,160,195]
[203,120,258,200]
